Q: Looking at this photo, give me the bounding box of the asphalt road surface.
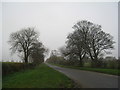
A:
[46,63,118,88]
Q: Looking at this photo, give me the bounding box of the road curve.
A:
[45,63,118,88]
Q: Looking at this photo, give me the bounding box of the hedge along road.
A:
[45,63,118,88]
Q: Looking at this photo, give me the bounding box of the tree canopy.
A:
[61,20,115,67]
[9,27,45,63]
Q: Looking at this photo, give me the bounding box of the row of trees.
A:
[8,20,116,67]
[9,27,47,64]
[59,20,115,67]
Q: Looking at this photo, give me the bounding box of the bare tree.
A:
[65,30,86,67]
[8,27,39,63]
[73,20,115,67]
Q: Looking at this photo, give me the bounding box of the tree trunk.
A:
[79,59,83,67]
[79,55,83,67]
[25,57,28,63]
[24,52,28,63]
[94,56,100,68]
[92,58,99,68]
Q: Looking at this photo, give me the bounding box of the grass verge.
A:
[3,63,75,88]
[49,63,120,76]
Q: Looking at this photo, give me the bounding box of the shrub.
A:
[106,60,117,69]
[2,62,35,76]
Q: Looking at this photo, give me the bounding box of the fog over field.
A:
[2,2,118,62]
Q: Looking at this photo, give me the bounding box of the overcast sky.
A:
[2,2,118,62]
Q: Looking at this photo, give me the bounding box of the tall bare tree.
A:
[9,27,39,63]
[73,20,115,67]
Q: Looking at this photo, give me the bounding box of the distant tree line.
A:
[46,52,120,69]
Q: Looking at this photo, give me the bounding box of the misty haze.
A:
[1,2,119,89]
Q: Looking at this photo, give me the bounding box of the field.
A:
[49,63,120,76]
[3,63,75,88]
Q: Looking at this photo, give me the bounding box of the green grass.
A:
[3,63,75,88]
[49,63,120,76]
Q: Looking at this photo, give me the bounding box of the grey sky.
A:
[2,2,118,62]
